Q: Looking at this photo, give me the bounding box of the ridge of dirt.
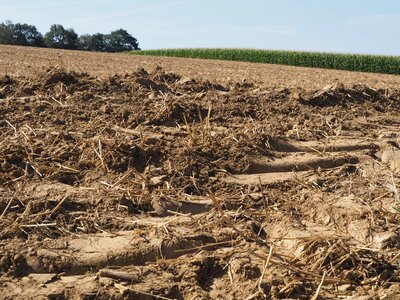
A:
[1,65,400,299]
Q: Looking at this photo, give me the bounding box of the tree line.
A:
[0,21,140,52]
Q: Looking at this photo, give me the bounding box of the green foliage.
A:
[44,24,78,50]
[0,21,14,45]
[132,48,400,75]
[90,33,108,52]
[105,29,140,52]
[1,20,140,53]
[0,21,44,47]
[77,34,93,51]
[13,23,44,47]
[78,33,106,52]
[77,30,140,52]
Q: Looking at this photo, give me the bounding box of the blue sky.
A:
[1,0,399,55]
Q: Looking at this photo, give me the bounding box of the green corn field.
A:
[131,48,400,75]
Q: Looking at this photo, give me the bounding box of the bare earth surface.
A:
[1,45,400,299]
[2,45,400,90]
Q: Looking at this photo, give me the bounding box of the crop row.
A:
[132,48,400,75]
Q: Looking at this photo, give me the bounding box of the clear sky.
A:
[1,0,399,55]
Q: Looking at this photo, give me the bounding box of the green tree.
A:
[90,33,107,51]
[0,21,14,45]
[44,24,78,50]
[105,29,140,52]
[0,21,44,47]
[78,33,106,52]
[12,23,44,46]
[77,34,93,51]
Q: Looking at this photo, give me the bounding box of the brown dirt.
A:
[1,45,400,299]
[2,45,400,90]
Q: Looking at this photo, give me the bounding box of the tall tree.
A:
[12,23,44,46]
[78,33,106,52]
[0,21,44,47]
[90,33,107,51]
[105,29,140,52]
[44,24,78,50]
[77,34,93,51]
[0,21,14,45]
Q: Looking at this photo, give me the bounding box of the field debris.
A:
[1,64,400,299]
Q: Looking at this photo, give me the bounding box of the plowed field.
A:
[1,45,400,299]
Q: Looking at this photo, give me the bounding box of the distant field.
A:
[132,48,400,75]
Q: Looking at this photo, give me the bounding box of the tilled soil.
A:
[2,45,400,90]
[1,47,400,300]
